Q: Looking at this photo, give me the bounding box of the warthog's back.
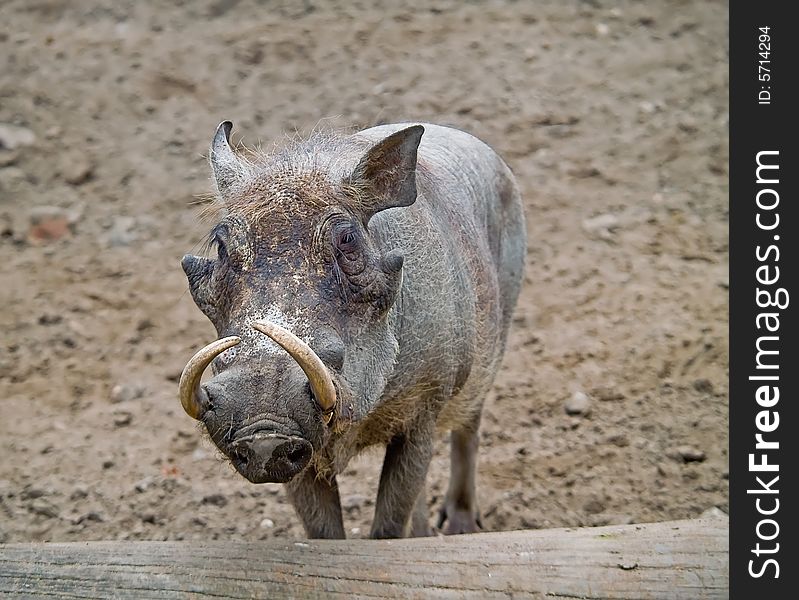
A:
[355,123,526,434]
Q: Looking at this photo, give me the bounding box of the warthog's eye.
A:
[333,225,364,271]
[335,228,358,254]
[209,218,251,272]
[329,219,400,309]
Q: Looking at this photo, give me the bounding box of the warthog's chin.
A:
[226,432,313,484]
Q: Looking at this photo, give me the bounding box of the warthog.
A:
[179,121,525,538]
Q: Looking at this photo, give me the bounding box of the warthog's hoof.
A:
[436,505,483,535]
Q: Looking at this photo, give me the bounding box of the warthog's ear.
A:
[349,125,424,222]
[209,121,247,197]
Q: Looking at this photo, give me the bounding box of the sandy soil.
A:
[0,0,728,543]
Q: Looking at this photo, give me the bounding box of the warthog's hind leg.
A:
[437,414,483,535]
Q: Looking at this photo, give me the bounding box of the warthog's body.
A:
[180,122,525,538]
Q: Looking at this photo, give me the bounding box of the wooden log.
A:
[0,516,727,599]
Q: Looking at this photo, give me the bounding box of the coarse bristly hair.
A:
[197,124,373,227]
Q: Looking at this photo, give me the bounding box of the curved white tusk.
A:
[251,321,337,424]
[178,336,241,420]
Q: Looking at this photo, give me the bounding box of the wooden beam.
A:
[0,516,727,599]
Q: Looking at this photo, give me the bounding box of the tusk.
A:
[252,321,337,424]
[178,336,241,420]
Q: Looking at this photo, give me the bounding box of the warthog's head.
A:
[179,121,423,484]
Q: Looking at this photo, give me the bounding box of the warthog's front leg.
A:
[370,422,434,539]
[410,482,434,537]
[286,466,345,539]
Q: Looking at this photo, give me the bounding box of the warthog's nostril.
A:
[271,439,312,474]
[286,445,306,464]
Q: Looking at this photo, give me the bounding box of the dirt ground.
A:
[0,0,728,544]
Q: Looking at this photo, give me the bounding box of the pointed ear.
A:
[209,121,246,197]
[348,125,424,221]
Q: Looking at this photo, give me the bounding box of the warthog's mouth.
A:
[227,432,313,484]
[234,418,304,440]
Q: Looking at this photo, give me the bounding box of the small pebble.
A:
[638,101,656,114]
[113,411,133,427]
[134,477,154,493]
[62,154,94,185]
[30,499,59,519]
[28,215,70,244]
[581,213,619,239]
[0,123,36,150]
[21,487,47,500]
[693,378,714,394]
[201,493,227,507]
[110,383,146,403]
[565,391,592,416]
[668,445,706,463]
[70,486,89,500]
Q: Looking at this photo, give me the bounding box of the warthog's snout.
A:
[178,322,337,424]
[230,433,312,484]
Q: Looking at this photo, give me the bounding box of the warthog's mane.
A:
[198,125,375,231]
